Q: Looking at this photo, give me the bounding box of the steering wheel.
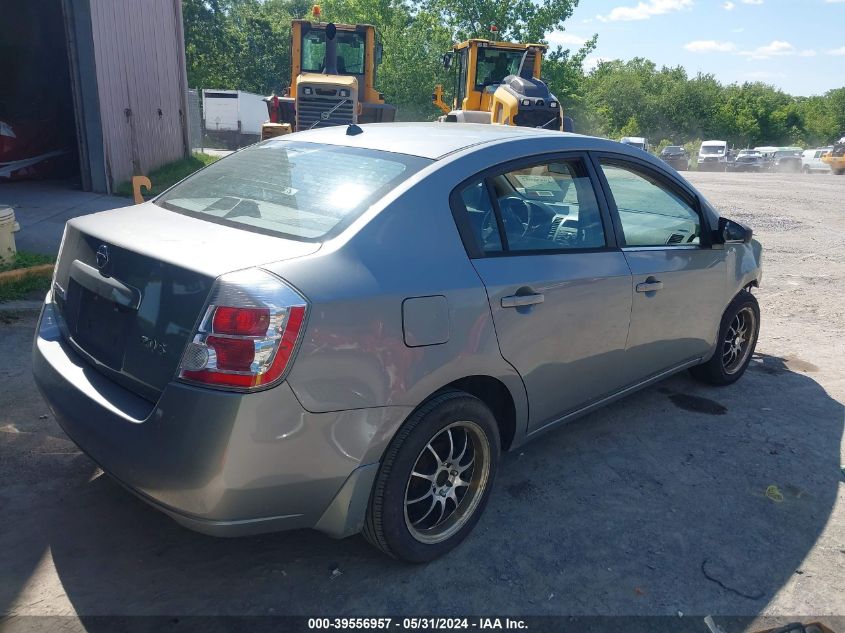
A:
[499,197,533,238]
[481,198,533,244]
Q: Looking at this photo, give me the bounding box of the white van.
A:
[801,148,832,174]
[698,140,728,171]
[620,137,650,152]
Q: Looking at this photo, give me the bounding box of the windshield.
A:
[156,141,431,241]
[301,29,366,74]
[774,151,800,158]
[475,48,525,88]
[700,145,725,155]
[663,146,683,152]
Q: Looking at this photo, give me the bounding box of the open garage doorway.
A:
[1,0,82,187]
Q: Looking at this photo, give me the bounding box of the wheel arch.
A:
[437,375,518,452]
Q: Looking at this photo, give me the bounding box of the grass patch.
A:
[0,274,52,302]
[0,251,55,303]
[114,152,219,198]
[0,250,53,273]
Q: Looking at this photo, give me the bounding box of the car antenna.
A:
[346,124,363,136]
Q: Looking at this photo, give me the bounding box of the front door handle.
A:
[636,279,664,293]
[501,293,545,308]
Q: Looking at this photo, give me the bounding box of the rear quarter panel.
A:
[265,150,534,438]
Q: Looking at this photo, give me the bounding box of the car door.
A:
[451,154,633,432]
[592,155,726,382]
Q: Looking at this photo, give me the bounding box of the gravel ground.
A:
[0,172,843,631]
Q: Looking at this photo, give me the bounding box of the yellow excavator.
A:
[261,16,396,139]
[432,38,574,132]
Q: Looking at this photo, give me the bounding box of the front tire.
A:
[690,290,760,386]
[363,391,500,562]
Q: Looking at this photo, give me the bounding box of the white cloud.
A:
[723,1,735,9]
[740,0,763,4]
[597,0,692,22]
[799,49,817,57]
[732,27,745,32]
[828,46,845,55]
[738,40,795,59]
[546,31,587,48]
[684,40,736,53]
[583,56,613,72]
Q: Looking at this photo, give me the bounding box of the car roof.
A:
[279,122,588,160]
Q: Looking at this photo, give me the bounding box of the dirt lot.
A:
[1,172,843,630]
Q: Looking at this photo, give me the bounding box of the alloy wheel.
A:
[403,421,491,544]
[722,306,756,374]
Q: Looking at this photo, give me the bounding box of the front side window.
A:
[301,30,365,74]
[456,159,606,254]
[156,141,430,241]
[600,161,701,247]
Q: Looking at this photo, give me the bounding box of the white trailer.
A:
[202,90,267,147]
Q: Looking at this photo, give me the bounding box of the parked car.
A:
[802,148,833,174]
[768,149,802,173]
[698,140,728,171]
[659,145,689,171]
[620,136,650,152]
[32,123,762,562]
[729,149,765,172]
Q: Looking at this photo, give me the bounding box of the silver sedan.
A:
[32,123,762,562]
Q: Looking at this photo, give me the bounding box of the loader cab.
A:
[262,19,395,138]
[450,40,545,113]
[292,21,383,104]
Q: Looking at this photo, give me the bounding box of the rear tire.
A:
[690,290,760,386]
[363,391,500,563]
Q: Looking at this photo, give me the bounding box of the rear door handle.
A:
[636,280,664,293]
[501,293,545,308]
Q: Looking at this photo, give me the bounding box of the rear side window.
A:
[156,141,431,241]
[460,181,502,253]
[600,161,700,247]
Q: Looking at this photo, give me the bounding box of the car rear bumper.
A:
[32,300,408,538]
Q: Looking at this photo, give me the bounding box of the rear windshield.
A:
[156,141,431,241]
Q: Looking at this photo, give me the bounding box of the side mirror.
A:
[714,217,753,244]
[442,53,453,70]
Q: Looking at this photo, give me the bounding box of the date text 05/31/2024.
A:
[307,618,529,630]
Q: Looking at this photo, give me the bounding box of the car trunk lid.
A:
[52,202,320,402]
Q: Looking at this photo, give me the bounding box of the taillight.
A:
[177,268,308,391]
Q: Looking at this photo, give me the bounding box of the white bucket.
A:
[0,205,20,266]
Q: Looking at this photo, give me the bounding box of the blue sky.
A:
[545,0,845,96]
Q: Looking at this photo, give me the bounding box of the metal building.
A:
[1,0,190,193]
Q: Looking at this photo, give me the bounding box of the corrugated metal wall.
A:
[89,0,188,189]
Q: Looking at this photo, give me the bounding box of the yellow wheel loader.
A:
[821,137,845,175]
[261,17,396,139]
[432,38,574,132]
